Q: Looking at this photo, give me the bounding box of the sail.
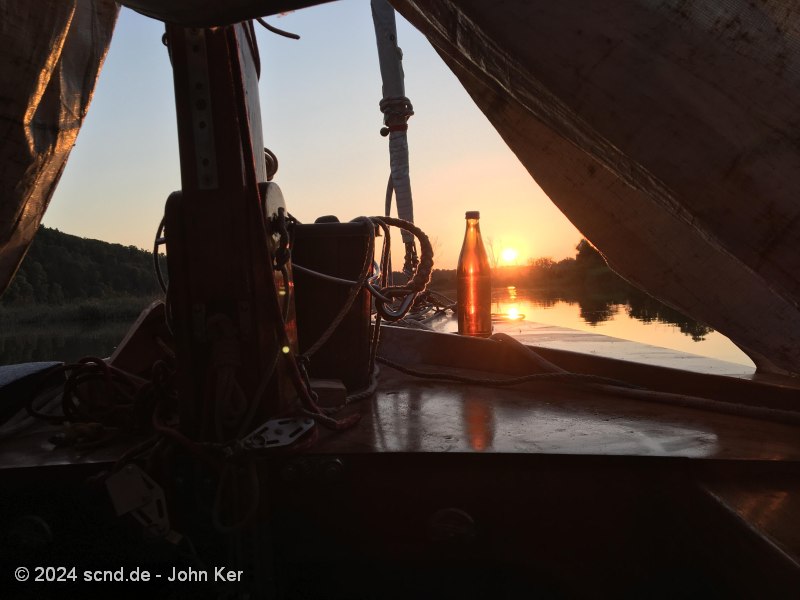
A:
[0,0,118,297]
[390,0,800,376]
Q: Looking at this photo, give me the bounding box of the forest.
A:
[0,227,163,323]
[1,227,161,305]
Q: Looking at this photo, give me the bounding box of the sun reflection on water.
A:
[492,286,524,321]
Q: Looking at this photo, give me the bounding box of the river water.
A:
[437,286,754,369]
[0,287,754,368]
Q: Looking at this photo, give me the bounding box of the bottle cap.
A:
[465,211,480,219]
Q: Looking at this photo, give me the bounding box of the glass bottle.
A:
[457,211,492,337]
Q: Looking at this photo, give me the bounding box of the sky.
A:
[44,1,583,270]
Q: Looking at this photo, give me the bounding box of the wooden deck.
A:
[2,322,800,596]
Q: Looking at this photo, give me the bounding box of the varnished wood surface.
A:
[3,327,800,592]
[316,367,800,461]
[5,326,800,470]
[701,474,800,567]
[0,425,134,471]
[5,362,800,471]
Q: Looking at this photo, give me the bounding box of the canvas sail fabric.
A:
[0,0,118,297]
[387,0,800,376]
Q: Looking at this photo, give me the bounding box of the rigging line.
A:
[292,263,360,287]
[370,216,434,293]
[256,17,300,40]
[153,216,167,294]
[375,355,640,390]
[377,355,800,427]
[371,0,417,274]
[293,261,393,304]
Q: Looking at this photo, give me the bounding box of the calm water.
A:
[484,286,753,367]
[429,286,753,368]
[0,321,130,366]
[0,287,754,368]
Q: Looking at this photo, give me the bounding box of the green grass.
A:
[0,295,161,326]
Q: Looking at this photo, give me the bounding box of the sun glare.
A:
[500,247,518,264]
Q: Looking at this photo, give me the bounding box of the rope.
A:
[376,355,640,389]
[153,217,167,294]
[256,17,300,40]
[292,263,360,287]
[370,216,432,293]
[379,96,414,134]
[24,358,152,430]
[378,334,800,427]
[489,332,568,374]
[367,216,433,321]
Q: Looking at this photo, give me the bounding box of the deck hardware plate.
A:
[243,417,315,450]
[105,464,170,536]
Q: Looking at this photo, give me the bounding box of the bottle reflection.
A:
[463,397,495,452]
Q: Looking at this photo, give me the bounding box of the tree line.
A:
[1,227,162,306]
[418,240,713,341]
[423,239,620,291]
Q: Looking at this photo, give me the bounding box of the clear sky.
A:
[44,1,583,269]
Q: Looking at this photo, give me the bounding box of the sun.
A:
[500,247,518,264]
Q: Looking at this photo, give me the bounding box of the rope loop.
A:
[374,287,417,322]
[379,96,414,132]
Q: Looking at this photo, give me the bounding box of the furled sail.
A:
[0,0,118,297]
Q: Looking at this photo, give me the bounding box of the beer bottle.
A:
[457,211,492,337]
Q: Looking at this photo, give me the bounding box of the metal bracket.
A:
[242,417,314,450]
[183,28,218,190]
[105,464,170,537]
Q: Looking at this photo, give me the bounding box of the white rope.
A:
[371,0,417,269]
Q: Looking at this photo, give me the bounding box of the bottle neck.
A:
[459,217,490,274]
[463,218,482,244]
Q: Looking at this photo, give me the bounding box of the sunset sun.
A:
[500,247,518,264]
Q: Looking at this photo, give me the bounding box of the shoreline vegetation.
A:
[407,239,714,341]
[0,227,164,326]
[0,295,160,326]
[0,227,710,341]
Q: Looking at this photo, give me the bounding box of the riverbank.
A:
[0,295,160,326]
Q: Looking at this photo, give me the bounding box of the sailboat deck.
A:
[2,324,800,595]
[316,365,800,461]
[2,323,800,469]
